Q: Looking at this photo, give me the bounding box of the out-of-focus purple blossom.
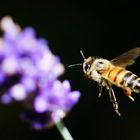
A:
[0,16,81,129]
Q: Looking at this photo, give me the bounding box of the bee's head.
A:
[69,51,110,75]
[83,57,95,74]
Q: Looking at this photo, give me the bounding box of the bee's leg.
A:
[123,88,134,102]
[105,81,121,116]
[98,79,104,97]
[98,83,103,97]
[108,87,121,116]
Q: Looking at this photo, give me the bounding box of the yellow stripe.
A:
[108,67,121,81]
[108,67,127,86]
[115,70,128,86]
[114,69,124,82]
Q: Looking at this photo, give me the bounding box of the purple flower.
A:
[0,16,81,129]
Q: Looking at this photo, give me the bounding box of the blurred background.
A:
[0,0,140,140]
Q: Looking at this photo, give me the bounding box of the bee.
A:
[69,48,140,116]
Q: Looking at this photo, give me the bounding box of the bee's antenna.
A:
[68,63,82,68]
[68,50,85,68]
[80,50,86,60]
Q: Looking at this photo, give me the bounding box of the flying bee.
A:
[69,48,140,116]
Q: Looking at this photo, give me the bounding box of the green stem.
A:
[56,120,74,140]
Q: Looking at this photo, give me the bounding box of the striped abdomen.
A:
[107,67,140,93]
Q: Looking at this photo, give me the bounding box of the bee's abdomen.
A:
[107,67,140,92]
[108,67,128,86]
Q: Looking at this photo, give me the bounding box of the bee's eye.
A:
[85,64,90,72]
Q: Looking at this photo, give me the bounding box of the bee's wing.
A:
[111,47,140,68]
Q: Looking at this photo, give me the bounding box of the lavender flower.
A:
[0,16,80,131]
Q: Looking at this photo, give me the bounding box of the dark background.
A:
[0,1,140,140]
